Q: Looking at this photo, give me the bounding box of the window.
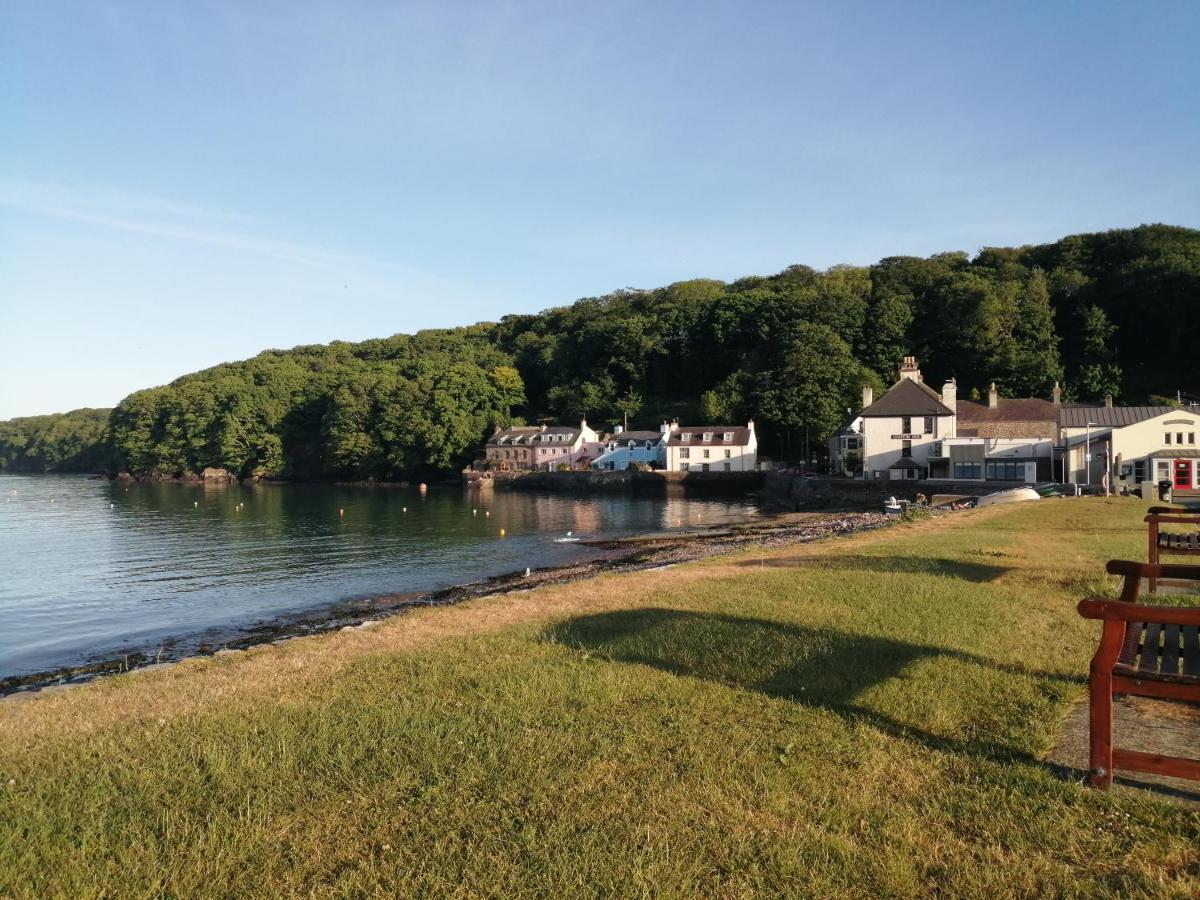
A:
[901,440,912,458]
[846,437,859,450]
[723,462,731,471]
[680,448,690,459]
[680,462,690,472]
[985,460,1026,481]
[1157,460,1171,478]
[1134,460,1146,482]
[724,449,731,458]
[723,432,733,441]
[923,415,934,434]
[701,463,710,472]
[1166,433,1173,445]
[703,432,713,442]
[1178,433,1185,445]
[953,461,981,479]
[703,449,710,459]
[929,441,943,457]
[1190,433,1196,445]
[901,416,912,433]
[681,434,690,443]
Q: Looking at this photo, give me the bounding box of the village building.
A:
[591,424,670,470]
[663,420,757,473]
[484,419,600,471]
[827,414,863,476]
[1059,402,1200,496]
[855,357,1058,482]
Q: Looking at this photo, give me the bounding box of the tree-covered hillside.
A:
[1,225,1196,478]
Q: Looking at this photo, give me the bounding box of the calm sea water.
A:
[0,474,757,678]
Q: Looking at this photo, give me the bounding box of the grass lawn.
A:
[1,498,1198,897]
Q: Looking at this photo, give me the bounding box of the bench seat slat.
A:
[1162,623,1181,677]
[1138,622,1162,675]
[1184,626,1200,678]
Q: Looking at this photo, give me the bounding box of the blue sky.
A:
[1,1,1197,418]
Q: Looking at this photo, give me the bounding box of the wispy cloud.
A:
[0,180,427,277]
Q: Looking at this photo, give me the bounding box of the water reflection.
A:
[0,474,757,677]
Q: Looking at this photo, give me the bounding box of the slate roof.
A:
[666,426,752,446]
[487,426,583,446]
[608,431,665,444]
[860,379,953,417]
[889,457,921,469]
[955,398,1059,439]
[1059,406,1175,428]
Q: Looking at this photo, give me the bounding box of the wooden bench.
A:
[1077,560,1200,789]
[1146,506,1200,592]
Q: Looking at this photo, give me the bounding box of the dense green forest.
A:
[1,225,1196,478]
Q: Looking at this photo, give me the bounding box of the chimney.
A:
[862,385,874,409]
[747,419,755,433]
[659,421,671,435]
[1104,395,1113,408]
[614,424,624,436]
[493,424,502,435]
[940,378,957,414]
[1052,382,1061,406]
[988,382,999,409]
[898,356,922,383]
[540,423,548,431]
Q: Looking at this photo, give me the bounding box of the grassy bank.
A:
[2,499,1197,896]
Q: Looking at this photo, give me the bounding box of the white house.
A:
[859,357,955,480]
[857,357,1057,482]
[664,420,757,472]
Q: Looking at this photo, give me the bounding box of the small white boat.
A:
[976,486,1041,508]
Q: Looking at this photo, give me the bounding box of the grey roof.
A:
[861,379,953,417]
[1059,406,1175,428]
[889,457,922,469]
[609,431,665,443]
[1149,449,1200,458]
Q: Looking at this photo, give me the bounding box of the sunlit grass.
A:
[1,498,1197,896]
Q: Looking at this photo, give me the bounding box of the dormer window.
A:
[723,432,733,442]
[703,432,713,442]
[681,434,690,443]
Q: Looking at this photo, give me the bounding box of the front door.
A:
[1175,459,1193,489]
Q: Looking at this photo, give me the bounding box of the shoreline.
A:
[0,509,892,698]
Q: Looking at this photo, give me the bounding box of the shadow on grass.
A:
[548,608,1076,772]
[729,554,1009,583]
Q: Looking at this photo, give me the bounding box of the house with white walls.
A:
[664,421,757,472]
[856,357,1057,482]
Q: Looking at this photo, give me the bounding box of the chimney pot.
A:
[1104,394,1113,408]
[988,382,999,409]
[862,385,874,409]
[1052,381,1062,406]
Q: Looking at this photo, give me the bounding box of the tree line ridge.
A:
[1,224,1196,478]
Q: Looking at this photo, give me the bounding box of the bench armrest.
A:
[1078,597,1200,626]
[1106,560,1200,581]
[1144,515,1200,525]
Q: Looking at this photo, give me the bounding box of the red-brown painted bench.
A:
[1077,560,1200,789]
[1146,506,1200,593]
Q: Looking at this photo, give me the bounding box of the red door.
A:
[1175,459,1193,489]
